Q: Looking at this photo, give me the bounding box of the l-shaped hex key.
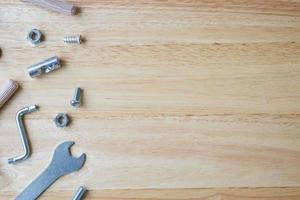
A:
[8,105,38,164]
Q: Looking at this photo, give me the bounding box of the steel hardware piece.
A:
[54,113,70,127]
[70,87,82,107]
[27,28,42,45]
[15,141,86,200]
[28,56,60,78]
[64,35,82,44]
[8,105,38,164]
[72,186,87,200]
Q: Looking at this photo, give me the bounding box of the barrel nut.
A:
[27,56,60,78]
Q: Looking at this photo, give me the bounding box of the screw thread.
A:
[71,87,82,107]
[74,87,81,100]
[64,35,82,44]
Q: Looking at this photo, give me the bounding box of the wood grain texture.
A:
[0,0,300,199]
[2,188,300,200]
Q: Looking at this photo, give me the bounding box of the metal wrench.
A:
[15,141,86,200]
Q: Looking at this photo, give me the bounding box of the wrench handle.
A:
[15,167,60,200]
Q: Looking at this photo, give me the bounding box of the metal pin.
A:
[72,186,87,200]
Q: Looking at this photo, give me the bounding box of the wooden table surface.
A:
[1,0,300,199]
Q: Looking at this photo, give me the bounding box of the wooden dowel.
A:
[22,0,77,15]
[0,79,19,109]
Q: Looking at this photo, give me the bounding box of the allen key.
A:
[8,105,38,164]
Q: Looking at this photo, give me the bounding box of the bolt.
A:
[70,87,82,107]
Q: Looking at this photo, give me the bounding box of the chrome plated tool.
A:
[8,105,38,164]
[15,141,86,200]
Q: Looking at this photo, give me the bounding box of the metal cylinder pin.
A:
[72,186,87,200]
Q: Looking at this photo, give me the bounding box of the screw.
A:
[70,87,82,107]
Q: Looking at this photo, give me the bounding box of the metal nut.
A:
[27,29,42,45]
[54,113,70,128]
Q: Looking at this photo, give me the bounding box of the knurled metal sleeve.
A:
[0,79,19,109]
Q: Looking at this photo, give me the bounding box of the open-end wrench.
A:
[15,141,86,200]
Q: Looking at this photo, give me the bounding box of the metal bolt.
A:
[70,87,82,107]
[72,186,87,200]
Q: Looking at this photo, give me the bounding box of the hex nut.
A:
[27,29,42,45]
[54,113,70,128]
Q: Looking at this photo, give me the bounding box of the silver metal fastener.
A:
[54,113,70,128]
[64,35,82,44]
[8,105,38,164]
[72,186,87,200]
[27,28,42,45]
[28,56,60,78]
[70,87,82,107]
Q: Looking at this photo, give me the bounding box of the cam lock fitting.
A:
[27,56,60,78]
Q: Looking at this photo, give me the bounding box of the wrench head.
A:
[50,141,86,176]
